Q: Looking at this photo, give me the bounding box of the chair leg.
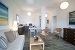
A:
[47,35,50,41]
[44,36,46,42]
[58,34,61,40]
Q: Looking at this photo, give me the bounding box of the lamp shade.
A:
[13,21,18,31]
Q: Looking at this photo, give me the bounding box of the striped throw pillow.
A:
[0,36,8,45]
[0,36,8,49]
[0,48,5,50]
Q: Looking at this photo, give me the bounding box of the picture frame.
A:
[0,2,8,25]
[47,20,49,24]
[69,11,75,25]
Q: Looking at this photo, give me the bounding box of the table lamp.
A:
[13,21,18,37]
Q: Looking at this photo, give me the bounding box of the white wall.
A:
[46,0,75,37]
[56,0,75,37]
[19,11,40,27]
[46,9,57,33]
[0,0,20,30]
[57,0,75,28]
[2,0,74,38]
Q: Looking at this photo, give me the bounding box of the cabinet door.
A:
[71,29,75,36]
[63,28,75,45]
[72,29,75,45]
[73,40,75,45]
[63,29,71,40]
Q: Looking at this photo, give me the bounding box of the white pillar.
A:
[41,6,46,30]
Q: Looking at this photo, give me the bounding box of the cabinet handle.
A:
[74,39,75,40]
[66,39,67,40]
[66,33,67,34]
[74,32,75,33]
[66,36,67,37]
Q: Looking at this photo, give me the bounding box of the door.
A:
[53,16,57,30]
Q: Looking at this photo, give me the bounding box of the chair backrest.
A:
[30,29,35,32]
[55,28,62,33]
[44,29,49,34]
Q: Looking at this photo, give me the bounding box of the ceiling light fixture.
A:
[60,2,69,9]
[45,14,47,17]
[27,12,31,16]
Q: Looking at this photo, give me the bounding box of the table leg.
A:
[43,43,44,50]
[28,29,30,36]
[30,45,31,50]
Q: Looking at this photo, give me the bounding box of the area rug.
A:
[23,33,75,50]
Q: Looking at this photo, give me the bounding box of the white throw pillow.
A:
[4,31,16,43]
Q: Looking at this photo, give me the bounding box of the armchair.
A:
[40,28,50,41]
[53,28,62,38]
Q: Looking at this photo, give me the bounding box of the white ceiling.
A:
[13,0,69,12]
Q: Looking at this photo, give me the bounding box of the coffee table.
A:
[30,35,44,50]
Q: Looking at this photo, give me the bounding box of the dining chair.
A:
[29,27,35,37]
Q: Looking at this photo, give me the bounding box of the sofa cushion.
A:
[6,35,25,50]
[4,31,16,43]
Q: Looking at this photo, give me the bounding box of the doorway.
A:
[53,16,57,30]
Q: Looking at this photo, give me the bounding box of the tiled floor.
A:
[23,33,75,50]
[44,35,75,50]
[23,33,29,50]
